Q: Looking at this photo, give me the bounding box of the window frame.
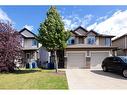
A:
[105,37,111,46]
[87,36,96,45]
[67,37,75,45]
[32,39,37,46]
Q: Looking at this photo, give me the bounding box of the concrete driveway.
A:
[66,69,127,89]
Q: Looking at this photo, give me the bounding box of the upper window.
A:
[105,38,111,46]
[71,39,75,44]
[67,37,75,45]
[32,39,37,46]
[87,36,96,45]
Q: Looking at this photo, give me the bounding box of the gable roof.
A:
[19,28,37,38]
[73,26,89,33]
[70,30,78,36]
[112,33,127,42]
[71,26,88,36]
[87,30,115,38]
[84,30,99,36]
[71,26,115,38]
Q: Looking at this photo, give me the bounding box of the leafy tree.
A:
[37,6,70,72]
[0,22,22,72]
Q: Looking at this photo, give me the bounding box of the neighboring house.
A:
[112,34,127,56]
[39,45,50,67]
[65,26,117,69]
[19,28,49,68]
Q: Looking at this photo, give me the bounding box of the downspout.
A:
[125,36,127,55]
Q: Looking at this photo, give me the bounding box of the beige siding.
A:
[75,37,79,44]
[87,32,96,36]
[24,38,38,48]
[112,36,125,49]
[75,28,87,35]
[117,50,126,56]
[99,37,105,46]
[75,37,85,44]
[73,30,112,46]
[96,37,99,45]
[78,37,84,44]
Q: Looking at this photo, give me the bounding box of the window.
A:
[32,39,37,46]
[67,37,75,45]
[71,39,75,44]
[105,38,111,46]
[87,36,96,45]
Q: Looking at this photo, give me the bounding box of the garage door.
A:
[91,52,109,69]
[67,53,86,69]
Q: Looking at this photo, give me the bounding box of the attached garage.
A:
[65,44,117,69]
[91,51,109,69]
[67,52,86,69]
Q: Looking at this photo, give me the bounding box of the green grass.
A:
[0,69,68,89]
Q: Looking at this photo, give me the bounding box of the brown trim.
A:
[85,30,99,36]
[70,30,78,36]
[85,30,115,38]
[72,26,89,33]
[66,45,117,49]
[23,37,35,39]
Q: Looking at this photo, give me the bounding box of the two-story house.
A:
[65,26,117,69]
[112,34,127,56]
[19,28,49,68]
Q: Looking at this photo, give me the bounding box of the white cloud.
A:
[24,25,33,31]
[96,15,108,21]
[84,14,93,20]
[62,14,93,30]
[0,8,12,23]
[87,10,127,40]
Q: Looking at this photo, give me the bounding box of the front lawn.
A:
[0,69,68,89]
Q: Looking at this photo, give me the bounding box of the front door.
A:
[26,53,31,63]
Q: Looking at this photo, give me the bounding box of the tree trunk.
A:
[54,50,58,73]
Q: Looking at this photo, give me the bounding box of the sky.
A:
[0,5,127,39]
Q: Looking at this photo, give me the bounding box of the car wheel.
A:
[122,69,127,78]
[102,66,108,72]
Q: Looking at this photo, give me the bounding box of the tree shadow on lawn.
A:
[91,70,127,80]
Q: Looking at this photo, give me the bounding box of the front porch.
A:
[22,49,39,68]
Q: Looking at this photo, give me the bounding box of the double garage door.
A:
[67,51,109,69]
